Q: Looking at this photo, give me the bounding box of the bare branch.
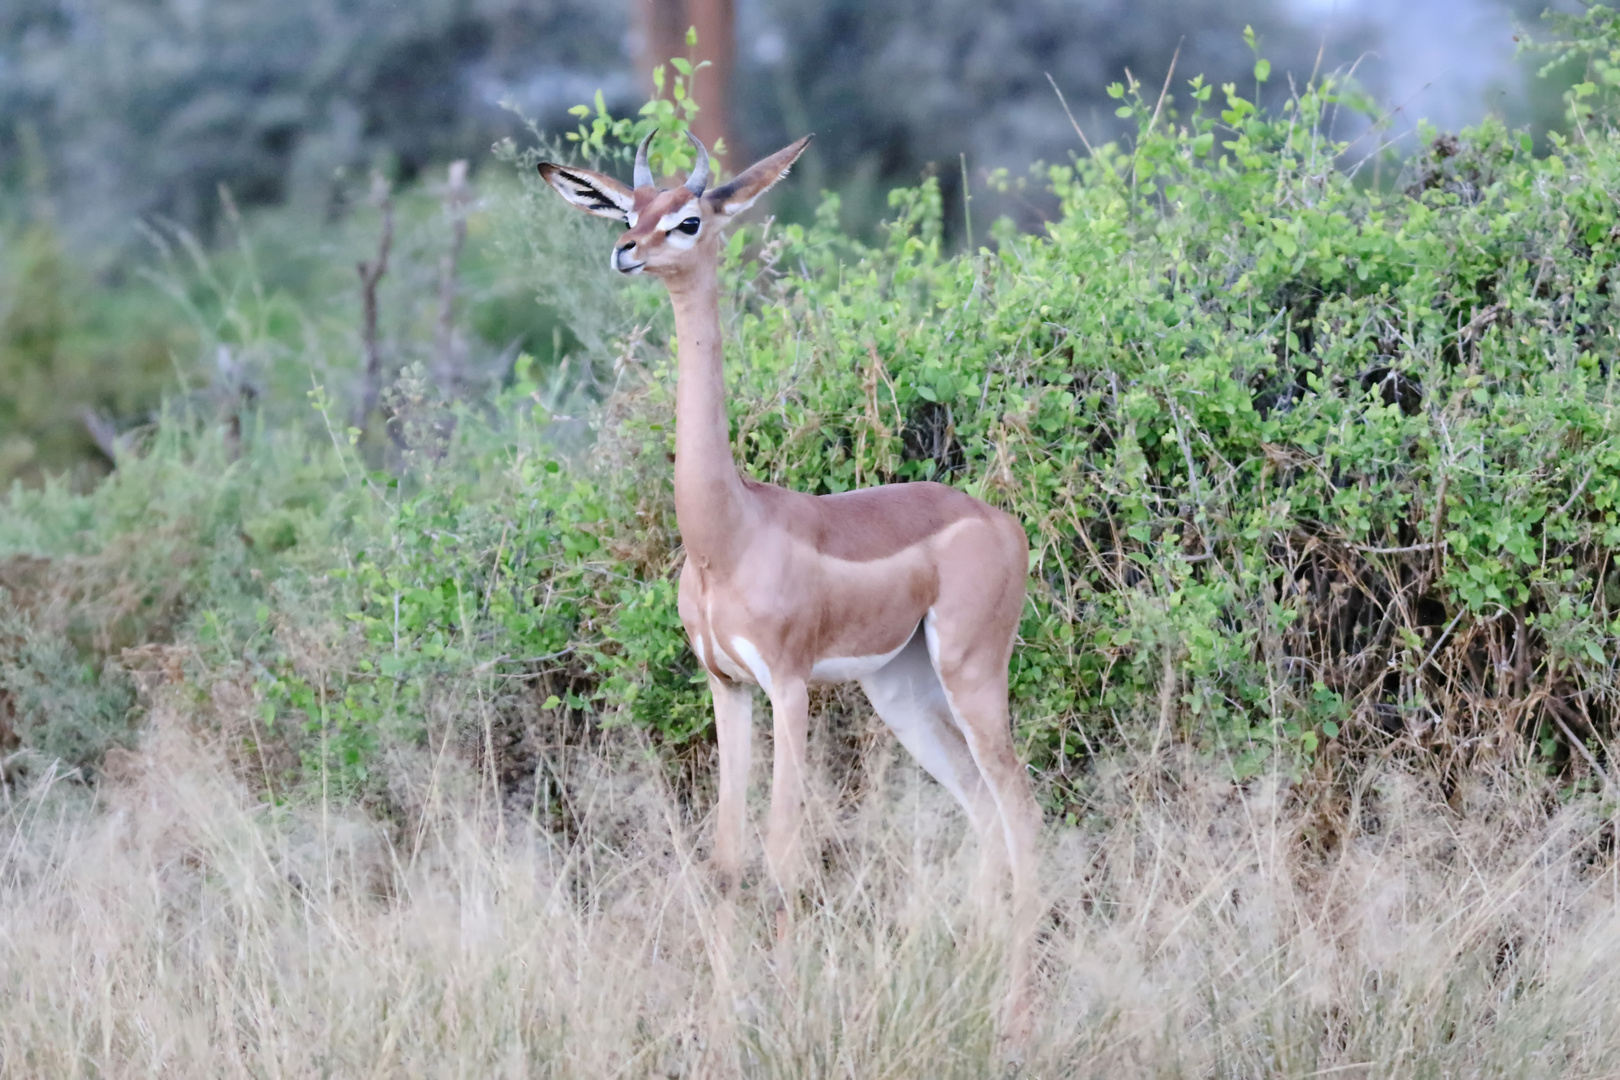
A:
[1350,541,1438,555]
[1554,466,1596,520]
[1545,694,1612,795]
[78,406,123,464]
[1045,72,1095,157]
[352,171,394,433]
[1145,40,1182,140]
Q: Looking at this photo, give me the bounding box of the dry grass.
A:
[2,702,1618,1079]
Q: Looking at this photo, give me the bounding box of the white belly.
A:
[711,639,755,685]
[701,634,912,692]
[809,638,910,685]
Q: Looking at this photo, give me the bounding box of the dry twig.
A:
[353,171,394,432]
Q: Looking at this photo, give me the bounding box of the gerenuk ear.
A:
[537,162,636,221]
[702,135,813,223]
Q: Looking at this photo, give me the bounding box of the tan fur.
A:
[539,134,1042,1039]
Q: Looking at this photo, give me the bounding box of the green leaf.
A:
[1254,58,1271,83]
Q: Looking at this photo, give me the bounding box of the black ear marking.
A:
[538,161,635,219]
[552,169,611,206]
[571,182,615,211]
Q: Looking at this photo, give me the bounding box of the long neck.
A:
[665,259,750,567]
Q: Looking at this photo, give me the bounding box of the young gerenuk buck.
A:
[538,131,1041,1032]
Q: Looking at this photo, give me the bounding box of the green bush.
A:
[5,33,1620,805]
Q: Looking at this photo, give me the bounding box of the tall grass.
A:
[3,694,1615,1077]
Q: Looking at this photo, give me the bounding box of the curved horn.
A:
[683,131,710,195]
[633,128,656,190]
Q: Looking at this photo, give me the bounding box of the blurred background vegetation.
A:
[1,0,1574,245]
[0,0,1579,485]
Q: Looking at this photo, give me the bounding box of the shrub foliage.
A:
[4,40,1620,804]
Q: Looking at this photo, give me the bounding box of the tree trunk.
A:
[634,0,689,99]
[686,0,735,165]
[633,0,736,170]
